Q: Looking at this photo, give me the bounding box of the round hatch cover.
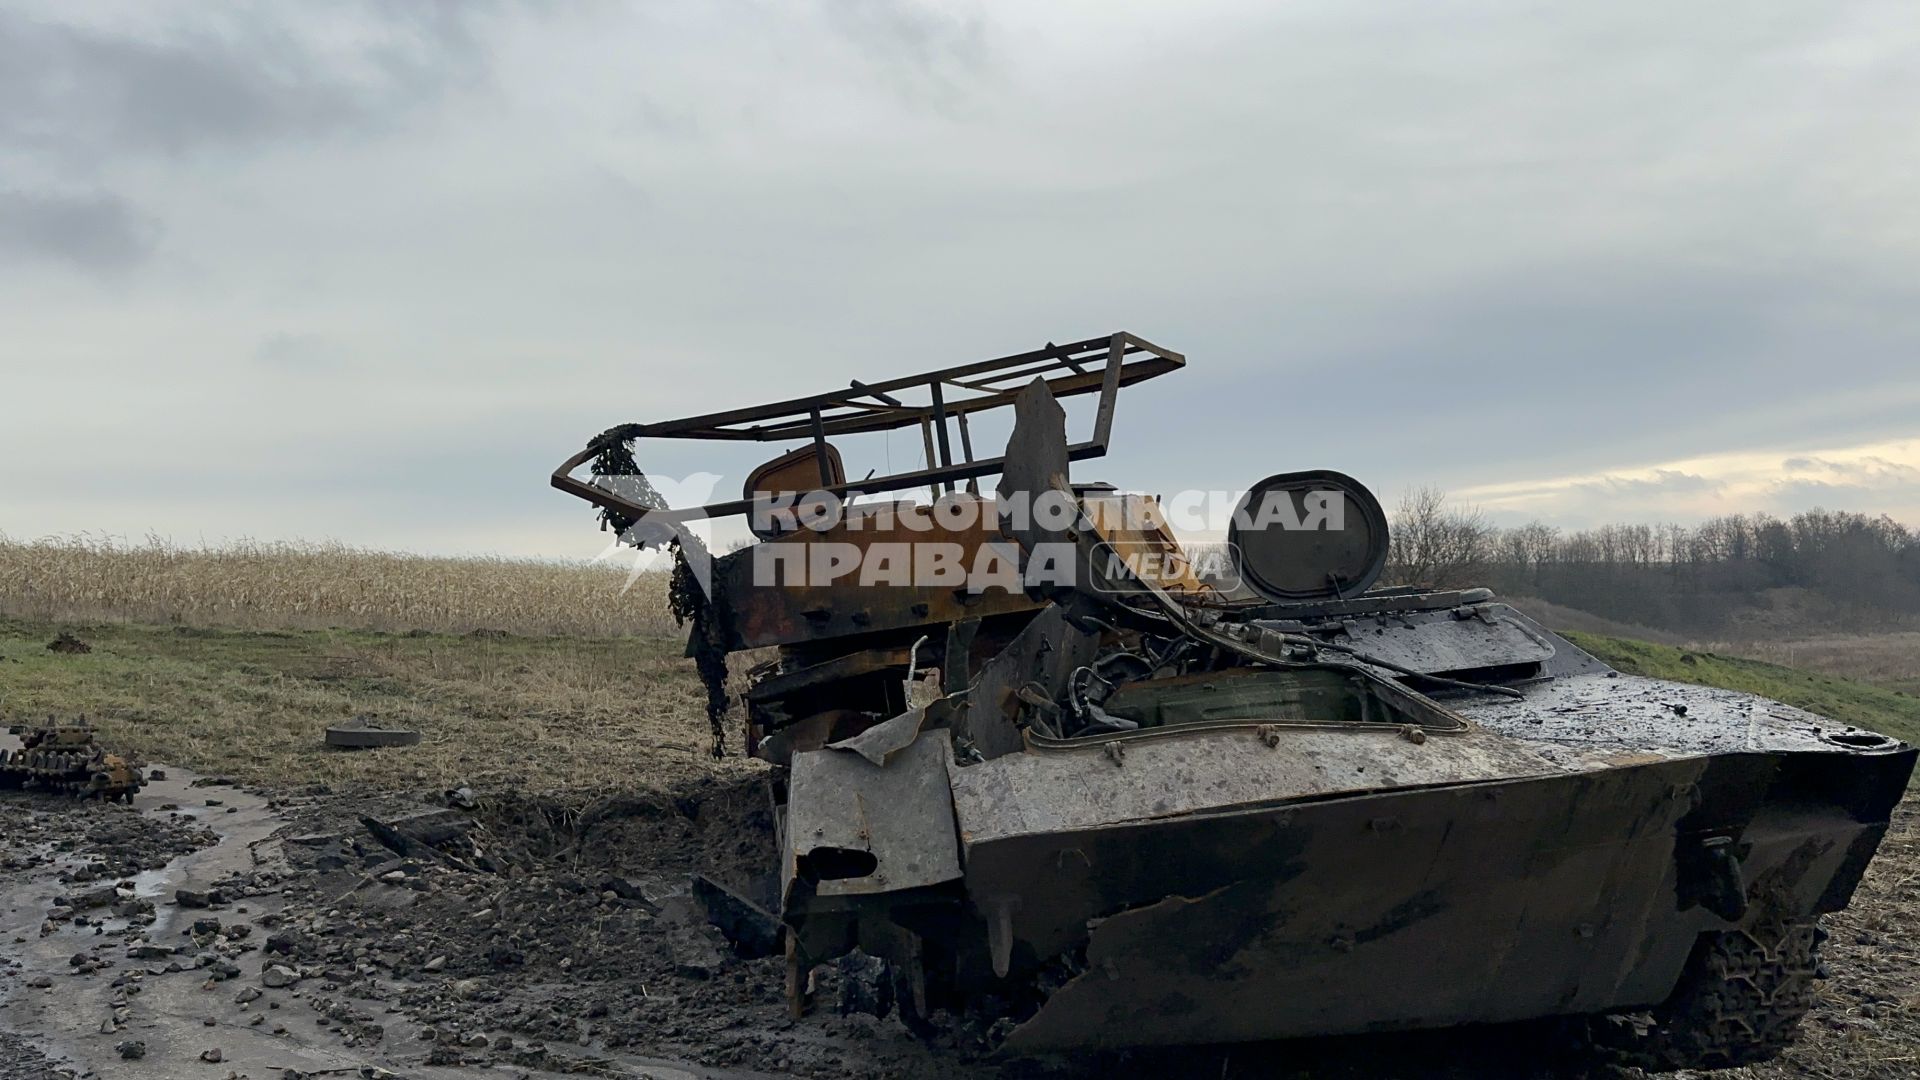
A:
[1227,470,1389,603]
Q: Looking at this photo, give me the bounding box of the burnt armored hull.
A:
[950,664,1914,1048]
[554,333,1915,1067]
[780,607,1913,1056]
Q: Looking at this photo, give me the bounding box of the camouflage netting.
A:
[586,423,655,536]
[669,545,730,759]
[588,425,731,758]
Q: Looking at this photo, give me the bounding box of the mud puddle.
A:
[0,765,797,1080]
[8,758,1912,1080]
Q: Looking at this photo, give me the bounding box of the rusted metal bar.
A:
[808,408,832,486]
[554,441,1121,529]
[727,361,1173,442]
[930,381,954,495]
[1090,332,1125,449]
[956,411,979,495]
[605,335,1181,441]
[848,379,902,407]
[636,335,1122,436]
[919,419,940,502]
[550,331,1185,526]
[948,355,1083,392]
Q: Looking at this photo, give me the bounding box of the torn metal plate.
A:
[828,702,945,767]
[951,604,1100,760]
[785,730,963,903]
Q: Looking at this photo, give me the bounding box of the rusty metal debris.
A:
[1,720,144,801]
[324,720,423,749]
[554,332,1917,1067]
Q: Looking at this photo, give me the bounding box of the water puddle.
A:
[1,762,781,1080]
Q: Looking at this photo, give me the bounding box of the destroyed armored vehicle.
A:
[555,333,1915,1069]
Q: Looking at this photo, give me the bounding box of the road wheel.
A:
[1591,916,1823,1070]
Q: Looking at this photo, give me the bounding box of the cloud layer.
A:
[1458,438,1920,528]
[2,1,1917,556]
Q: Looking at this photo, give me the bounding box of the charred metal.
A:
[555,333,1916,1068]
[0,721,144,802]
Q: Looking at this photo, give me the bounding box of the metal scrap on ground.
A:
[0,720,144,801]
[325,718,423,749]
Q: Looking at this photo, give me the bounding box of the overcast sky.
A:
[4,1,1918,558]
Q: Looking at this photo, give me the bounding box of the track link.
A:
[1591,916,1823,1071]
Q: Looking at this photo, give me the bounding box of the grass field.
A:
[1510,599,1920,699]
[1692,632,1920,697]
[0,617,756,794]
[4,608,1914,799]
[3,535,1914,795]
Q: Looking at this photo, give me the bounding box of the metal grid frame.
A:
[552,331,1184,527]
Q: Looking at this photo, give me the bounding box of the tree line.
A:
[1383,487,1920,633]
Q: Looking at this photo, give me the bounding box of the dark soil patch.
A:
[0,793,216,877]
[44,632,90,655]
[5,777,1912,1080]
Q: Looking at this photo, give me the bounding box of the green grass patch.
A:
[1567,631,1920,747]
[0,617,751,794]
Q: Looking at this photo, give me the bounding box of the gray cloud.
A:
[1572,470,1725,499]
[1766,479,1920,514]
[1214,257,1920,491]
[1781,456,1920,483]
[0,189,157,270]
[2,1,1919,554]
[253,333,347,373]
[0,4,493,162]
[0,4,500,277]
[816,0,993,98]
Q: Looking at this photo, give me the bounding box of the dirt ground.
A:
[3,620,1916,1079]
[2,756,1915,1080]
[1725,807,1919,1080]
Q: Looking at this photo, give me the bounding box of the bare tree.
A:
[1507,521,1559,587]
[1385,486,1493,589]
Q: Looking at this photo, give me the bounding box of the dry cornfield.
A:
[0,534,678,638]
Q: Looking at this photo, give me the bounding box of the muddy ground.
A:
[1,765,1913,1080]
